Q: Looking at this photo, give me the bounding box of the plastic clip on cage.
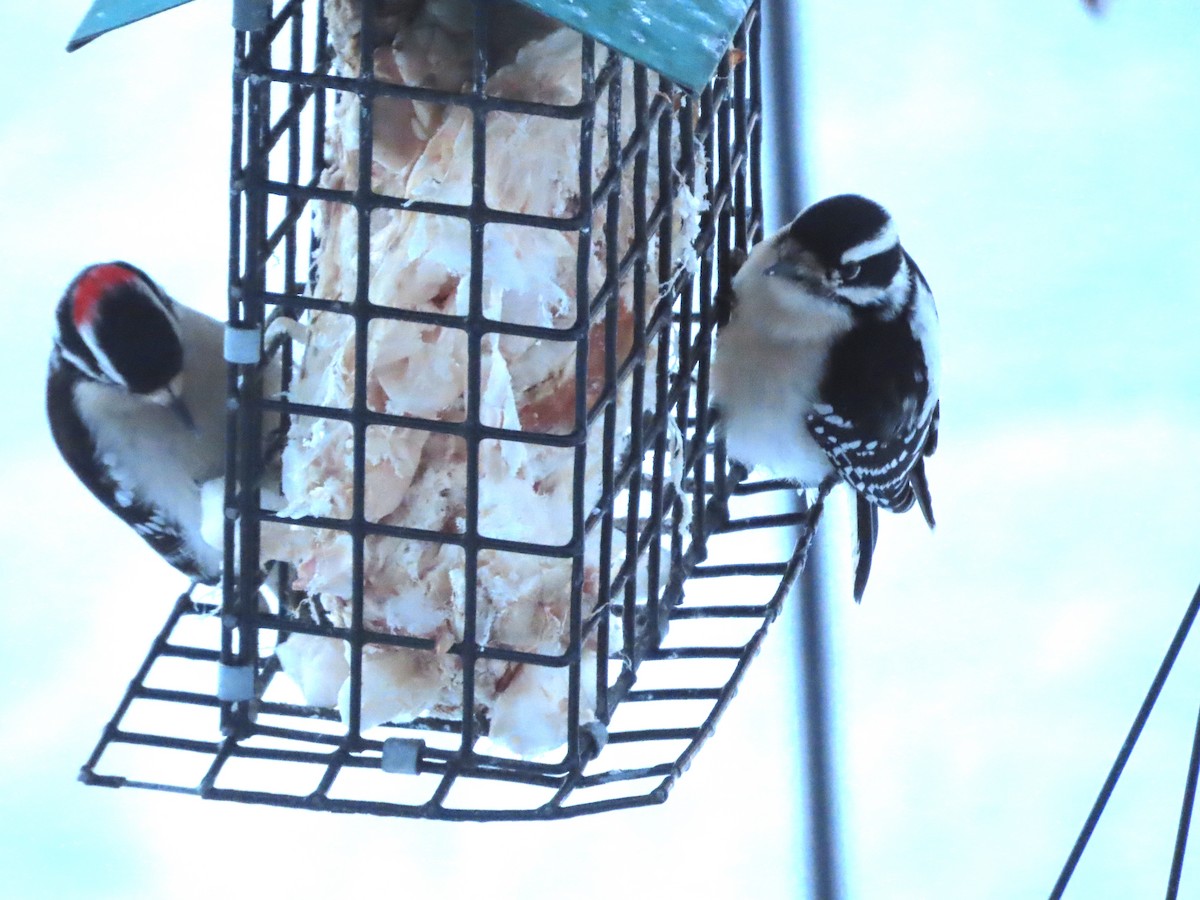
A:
[79,0,829,820]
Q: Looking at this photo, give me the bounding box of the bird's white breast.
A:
[712,231,862,484]
[74,382,221,528]
[71,304,227,572]
[712,315,840,485]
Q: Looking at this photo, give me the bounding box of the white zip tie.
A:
[224,324,262,365]
[217,663,256,702]
[381,738,425,775]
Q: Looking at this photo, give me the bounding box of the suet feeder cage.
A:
[78,0,828,820]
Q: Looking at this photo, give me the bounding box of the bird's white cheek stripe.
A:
[56,340,110,385]
[841,221,899,264]
[76,322,127,387]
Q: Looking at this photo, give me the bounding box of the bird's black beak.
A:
[764,261,807,282]
[165,386,197,430]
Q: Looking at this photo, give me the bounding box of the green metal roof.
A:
[67,0,194,51]
[68,0,750,91]
[515,0,751,91]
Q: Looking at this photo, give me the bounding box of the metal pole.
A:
[761,2,843,898]
[762,2,805,219]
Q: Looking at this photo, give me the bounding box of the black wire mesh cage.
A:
[80,0,826,820]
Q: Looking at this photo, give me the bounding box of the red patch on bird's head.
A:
[72,263,139,329]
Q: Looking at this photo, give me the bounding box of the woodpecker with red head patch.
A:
[713,195,940,602]
[48,262,227,583]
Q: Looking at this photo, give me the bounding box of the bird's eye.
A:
[838,263,862,283]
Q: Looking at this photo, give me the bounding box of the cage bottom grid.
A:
[79,472,828,821]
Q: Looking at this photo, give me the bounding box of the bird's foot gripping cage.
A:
[80,0,827,820]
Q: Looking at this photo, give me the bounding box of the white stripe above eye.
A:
[137,277,176,322]
[842,221,899,264]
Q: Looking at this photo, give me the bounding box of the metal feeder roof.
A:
[67,0,750,91]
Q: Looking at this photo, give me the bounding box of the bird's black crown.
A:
[60,262,184,395]
[786,194,892,270]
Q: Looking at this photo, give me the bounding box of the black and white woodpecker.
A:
[47,262,228,584]
[712,194,940,602]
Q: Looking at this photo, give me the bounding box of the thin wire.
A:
[1051,580,1200,898]
[1167,698,1200,898]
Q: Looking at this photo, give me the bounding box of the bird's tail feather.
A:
[853,493,878,603]
[910,458,935,528]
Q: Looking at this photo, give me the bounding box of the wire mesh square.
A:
[79,0,826,820]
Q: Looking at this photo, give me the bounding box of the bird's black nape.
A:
[854,493,879,603]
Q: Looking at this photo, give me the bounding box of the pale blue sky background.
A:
[803,3,1200,896]
[1,2,1199,898]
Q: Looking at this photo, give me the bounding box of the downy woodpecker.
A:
[713,194,940,601]
[47,262,228,583]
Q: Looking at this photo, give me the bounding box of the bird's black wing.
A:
[807,406,934,603]
[806,403,933,515]
[804,316,937,601]
[806,313,936,507]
